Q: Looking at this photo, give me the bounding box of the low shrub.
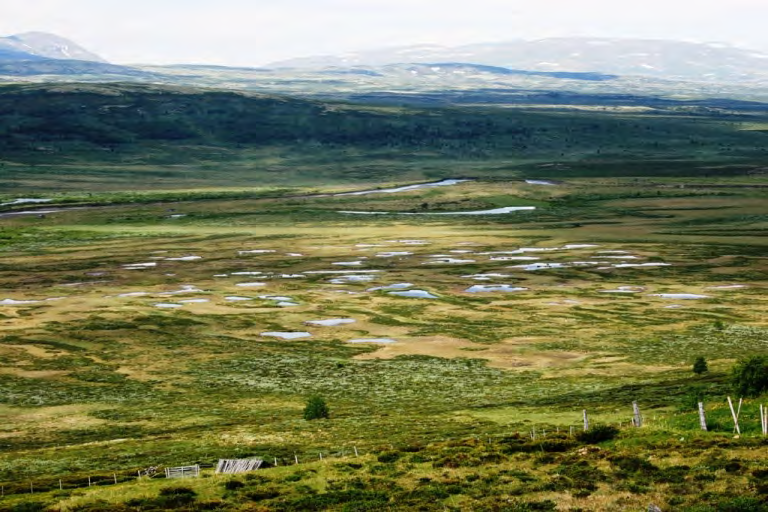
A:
[156,486,197,508]
[730,356,768,397]
[577,425,620,444]
[609,455,659,476]
[223,479,245,491]
[278,490,389,511]
[376,451,401,464]
[8,502,51,512]
[507,499,558,511]
[244,488,281,501]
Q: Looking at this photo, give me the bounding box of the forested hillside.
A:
[0,82,764,160]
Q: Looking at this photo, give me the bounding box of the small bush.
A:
[196,500,227,510]
[281,490,388,511]
[244,488,281,501]
[159,486,196,497]
[506,499,558,511]
[69,501,132,512]
[224,479,245,491]
[156,486,197,508]
[303,395,330,420]
[539,440,576,452]
[10,502,50,512]
[613,480,651,494]
[713,496,768,512]
[576,425,619,444]
[432,452,482,468]
[609,455,659,475]
[376,451,401,464]
[693,356,709,374]
[731,356,768,397]
[124,486,198,510]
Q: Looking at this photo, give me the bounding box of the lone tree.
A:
[692,356,708,375]
[731,356,768,398]
[303,395,330,420]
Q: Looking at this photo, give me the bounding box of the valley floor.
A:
[0,176,765,511]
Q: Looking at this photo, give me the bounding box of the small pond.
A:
[334,179,470,196]
[261,332,312,339]
[465,285,528,293]
[389,290,438,299]
[305,319,357,327]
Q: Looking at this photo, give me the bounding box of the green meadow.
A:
[0,83,766,510]
[0,175,766,511]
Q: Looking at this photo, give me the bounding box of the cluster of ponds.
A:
[1,235,751,342]
[1,181,754,348]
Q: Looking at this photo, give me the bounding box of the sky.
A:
[1,0,767,66]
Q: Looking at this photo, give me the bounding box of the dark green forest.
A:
[1,82,765,161]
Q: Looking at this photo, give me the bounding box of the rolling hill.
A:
[0,81,765,191]
[268,37,768,83]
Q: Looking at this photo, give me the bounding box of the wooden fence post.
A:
[760,404,767,435]
[583,410,589,431]
[698,402,708,431]
[633,401,643,427]
[727,396,741,435]
[354,446,359,457]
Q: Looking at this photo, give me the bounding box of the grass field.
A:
[0,174,766,510]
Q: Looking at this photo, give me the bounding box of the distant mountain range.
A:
[0,32,107,63]
[140,61,768,106]
[1,32,767,103]
[3,32,768,84]
[0,32,159,78]
[267,38,768,83]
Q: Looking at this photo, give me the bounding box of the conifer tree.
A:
[303,395,330,420]
[693,356,708,375]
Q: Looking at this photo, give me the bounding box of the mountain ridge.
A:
[266,37,768,83]
[0,32,107,63]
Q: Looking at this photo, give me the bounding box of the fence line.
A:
[2,399,767,499]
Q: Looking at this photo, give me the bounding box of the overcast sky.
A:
[1,0,766,66]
